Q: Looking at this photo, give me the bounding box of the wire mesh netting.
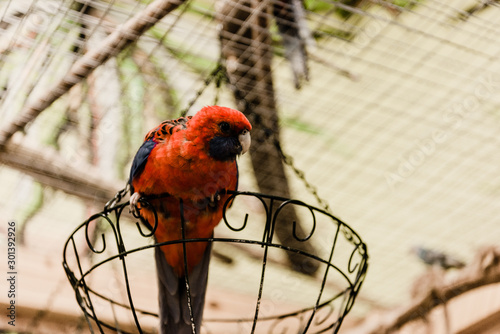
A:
[1,0,500,332]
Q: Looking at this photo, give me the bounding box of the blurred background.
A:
[1,0,500,333]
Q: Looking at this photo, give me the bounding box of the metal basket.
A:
[62,191,368,333]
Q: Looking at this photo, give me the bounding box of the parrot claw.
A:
[208,192,221,208]
[130,192,141,216]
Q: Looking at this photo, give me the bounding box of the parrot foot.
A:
[130,192,141,216]
[208,192,221,208]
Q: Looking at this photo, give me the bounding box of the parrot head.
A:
[188,106,252,161]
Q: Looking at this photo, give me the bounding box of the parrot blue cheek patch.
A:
[208,136,241,161]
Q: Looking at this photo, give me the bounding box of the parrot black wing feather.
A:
[129,140,157,193]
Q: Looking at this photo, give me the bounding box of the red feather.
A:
[130,106,251,276]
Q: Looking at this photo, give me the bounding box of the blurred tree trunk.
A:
[218,0,318,274]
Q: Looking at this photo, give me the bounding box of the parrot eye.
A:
[219,122,231,134]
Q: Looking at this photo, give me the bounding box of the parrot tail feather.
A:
[155,241,212,334]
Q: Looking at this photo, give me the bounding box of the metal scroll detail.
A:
[62,191,368,334]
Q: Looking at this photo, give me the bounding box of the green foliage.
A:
[282,116,323,135]
[117,55,145,179]
[304,0,336,13]
[392,0,423,9]
[16,180,44,244]
[149,26,217,74]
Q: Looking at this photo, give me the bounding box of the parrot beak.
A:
[239,130,251,155]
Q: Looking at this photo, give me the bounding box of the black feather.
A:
[156,241,212,334]
[129,140,157,193]
[208,136,241,161]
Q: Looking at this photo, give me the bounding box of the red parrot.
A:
[128,106,251,334]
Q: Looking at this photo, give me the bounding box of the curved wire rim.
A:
[62,190,369,334]
[65,239,366,334]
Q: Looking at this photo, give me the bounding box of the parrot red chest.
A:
[134,142,238,201]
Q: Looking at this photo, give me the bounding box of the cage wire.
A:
[63,190,368,333]
[2,0,500,332]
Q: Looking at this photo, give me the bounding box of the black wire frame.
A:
[62,191,369,334]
